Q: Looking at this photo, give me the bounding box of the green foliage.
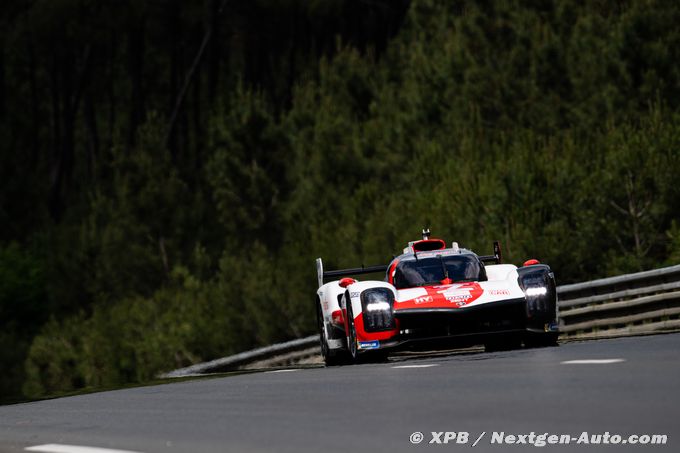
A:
[23,264,247,397]
[588,111,680,274]
[208,89,291,250]
[0,243,47,400]
[82,116,191,299]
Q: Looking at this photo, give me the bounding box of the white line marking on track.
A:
[561,359,626,365]
[392,364,440,369]
[265,369,299,373]
[26,444,143,453]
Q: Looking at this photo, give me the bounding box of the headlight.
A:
[518,267,556,319]
[525,286,548,297]
[360,288,395,331]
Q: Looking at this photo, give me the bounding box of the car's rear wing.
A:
[478,240,502,265]
[316,258,388,288]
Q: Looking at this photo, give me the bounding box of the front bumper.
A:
[363,298,556,351]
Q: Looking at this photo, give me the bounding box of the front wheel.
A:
[317,301,346,366]
[346,301,360,362]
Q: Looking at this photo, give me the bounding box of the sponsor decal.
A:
[414,295,433,305]
[350,292,360,298]
[358,340,380,350]
[444,293,472,302]
[437,283,483,306]
[396,282,483,309]
[489,289,511,296]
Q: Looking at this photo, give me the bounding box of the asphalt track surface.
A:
[1,334,678,453]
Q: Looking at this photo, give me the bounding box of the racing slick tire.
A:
[346,299,360,362]
[316,300,347,366]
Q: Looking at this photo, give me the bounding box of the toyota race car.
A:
[315,230,559,365]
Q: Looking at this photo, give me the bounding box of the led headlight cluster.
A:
[360,288,395,332]
[518,267,556,319]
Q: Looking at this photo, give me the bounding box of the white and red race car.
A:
[315,230,559,365]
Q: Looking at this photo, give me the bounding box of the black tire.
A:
[346,300,360,362]
[316,300,346,366]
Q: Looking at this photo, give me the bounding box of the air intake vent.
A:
[412,239,446,252]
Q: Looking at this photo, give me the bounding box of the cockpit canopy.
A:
[391,253,487,289]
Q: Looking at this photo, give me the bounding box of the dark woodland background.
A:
[1,0,679,401]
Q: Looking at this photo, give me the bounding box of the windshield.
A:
[392,254,486,289]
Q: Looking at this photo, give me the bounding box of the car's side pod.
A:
[517,264,557,328]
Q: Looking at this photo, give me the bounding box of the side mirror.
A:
[339,277,356,288]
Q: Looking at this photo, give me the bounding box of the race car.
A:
[315,230,558,365]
